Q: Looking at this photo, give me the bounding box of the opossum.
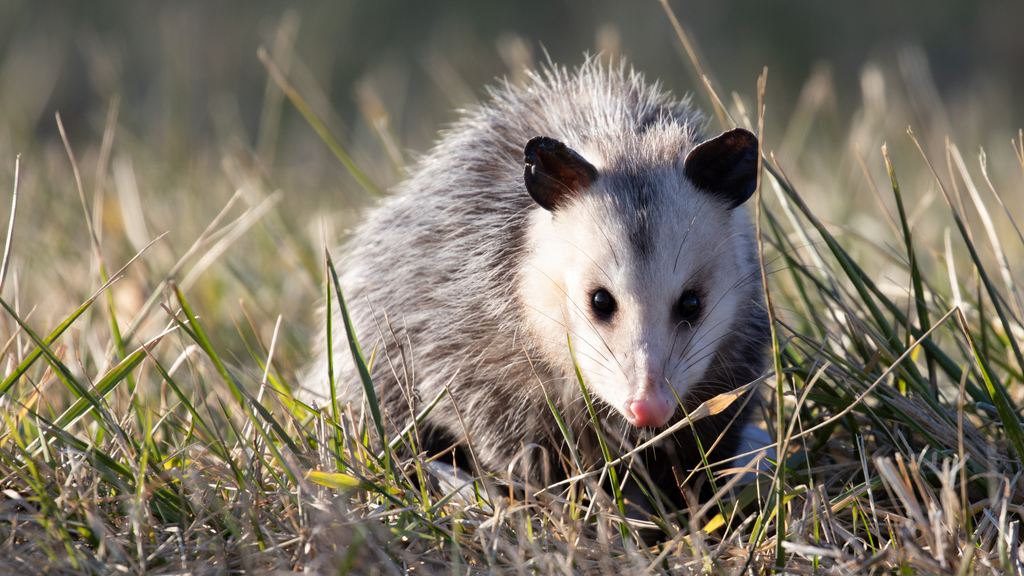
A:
[306,60,770,507]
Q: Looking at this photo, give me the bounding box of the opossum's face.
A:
[520,129,760,429]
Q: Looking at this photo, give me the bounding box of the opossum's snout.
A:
[622,366,677,428]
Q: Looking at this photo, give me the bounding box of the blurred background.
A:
[0,0,1021,375]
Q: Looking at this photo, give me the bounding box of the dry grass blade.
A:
[908,128,1024,376]
[0,154,20,297]
[950,143,1023,323]
[658,0,728,128]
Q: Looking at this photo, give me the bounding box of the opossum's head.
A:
[519,128,760,429]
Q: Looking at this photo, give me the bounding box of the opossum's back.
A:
[309,133,533,405]
[338,159,530,330]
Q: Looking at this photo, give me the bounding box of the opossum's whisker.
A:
[562,294,624,365]
[679,336,753,385]
[519,302,617,368]
[525,265,629,378]
[662,238,757,370]
[668,270,760,374]
[673,213,699,275]
[674,324,753,383]
[529,212,632,370]
[527,331,616,370]
[680,261,763,342]
[672,315,740,373]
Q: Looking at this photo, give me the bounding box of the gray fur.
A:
[305,59,770,496]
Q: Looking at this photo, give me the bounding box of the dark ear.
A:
[524,136,598,211]
[683,128,759,209]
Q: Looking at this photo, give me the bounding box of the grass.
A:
[0,8,1023,575]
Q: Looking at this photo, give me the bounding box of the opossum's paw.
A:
[423,460,484,506]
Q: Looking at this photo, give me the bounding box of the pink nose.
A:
[626,397,674,428]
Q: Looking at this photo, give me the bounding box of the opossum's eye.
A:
[591,289,617,318]
[676,291,701,321]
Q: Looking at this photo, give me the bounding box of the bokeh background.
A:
[5,1,1023,155]
[0,0,1022,372]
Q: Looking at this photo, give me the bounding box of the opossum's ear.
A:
[683,127,759,209]
[524,136,598,211]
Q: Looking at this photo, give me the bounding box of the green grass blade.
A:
[883,146,936,393]
[956,309,1024,465]
[0,297,99,395]
[53,346,147,429]
[765,161,977,410]
[324,249,339,424]
[566,332,628,540]
[169,284,308,464]
[0,298,105,411]
[171,282,244,404]
[324,249,391,476]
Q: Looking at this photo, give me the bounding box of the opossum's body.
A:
[306,61,769,502]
